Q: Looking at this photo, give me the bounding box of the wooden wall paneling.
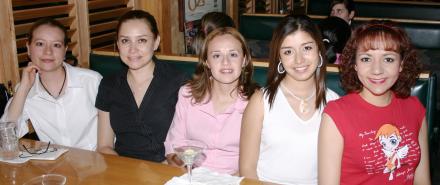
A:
[12,0,66,7]
[88,0,135,52]
[170,0,185,55]
[246,0,255,13]
[139,0,173,54]
[69,0,90,67]
[0,0,19,85]
[13,5,74,21]
[226,0,239,26]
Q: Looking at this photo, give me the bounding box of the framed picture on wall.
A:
[179,0,226,54]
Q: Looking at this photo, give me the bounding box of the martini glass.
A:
[173,140,206,184]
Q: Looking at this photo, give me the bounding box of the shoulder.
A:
[399,96,423,106]
[247,89,264,109]
[178,84,193,97]
[325,93,357,112]
[155,59,190,80]
[67,64,102,81]
[99,70,125,88]
[325,88,340,102]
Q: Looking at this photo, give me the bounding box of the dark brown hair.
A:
[188,27,257,103]
[339,20,422,98]
[265,14,327,109]
[116,10,159,39]
[27,18,68,46]
[192,12,235,54]
[330,0,356,13]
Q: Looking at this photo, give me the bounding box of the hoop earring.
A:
[277,60,285,74]
[317,53,323,68]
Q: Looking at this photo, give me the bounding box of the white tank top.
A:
[257,88,339,185]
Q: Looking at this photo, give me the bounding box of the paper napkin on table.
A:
[0,148,68,164]
[165,167,243,185]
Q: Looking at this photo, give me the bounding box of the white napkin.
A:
[165,167,243,185]
[0,148,68,164]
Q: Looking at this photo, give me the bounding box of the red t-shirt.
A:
[324,93,426,185]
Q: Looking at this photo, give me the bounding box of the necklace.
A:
[281,83,315,114]
[39,67,66,99]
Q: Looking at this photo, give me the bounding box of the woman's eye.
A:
[230,52,239,57]
[304,46,313,51]
[35,42,43,46]
[54,43,63,48]
[138,38,148,43]
[120,39,129,44]
[212,54,220,59]
[384,57,395,63]
[360,57,370,62]
[283,50,292,55]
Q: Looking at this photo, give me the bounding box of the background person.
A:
[330,0,355,25]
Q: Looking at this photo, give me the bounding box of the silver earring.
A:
[317,53,323,68]
[277,60,285,74]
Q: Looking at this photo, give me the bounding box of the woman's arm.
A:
[414,117,431,185]
[239,90,264,179]
[97,110,118,155]
[4,63,39,122]
[165,87,188,167]
[318,113,343,185]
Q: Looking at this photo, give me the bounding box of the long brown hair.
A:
[265,15,328,109]
[339,20,422,98]
[188,27,257,103]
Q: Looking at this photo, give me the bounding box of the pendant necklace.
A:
[40,67,66,99]
[281,83,315,114]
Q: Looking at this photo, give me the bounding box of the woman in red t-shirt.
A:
[318,20,431,185]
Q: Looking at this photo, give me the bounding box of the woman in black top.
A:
[95,10,189,162]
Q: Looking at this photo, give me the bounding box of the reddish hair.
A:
[339,20,422,98]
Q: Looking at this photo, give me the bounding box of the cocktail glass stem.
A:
[187,164,193,184]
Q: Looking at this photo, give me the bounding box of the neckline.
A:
[280,83,315,114]
[354,92,396,110]
[278,87,318,123]
[39,67,66,99]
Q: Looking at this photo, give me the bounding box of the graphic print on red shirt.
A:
[359,123,420,182]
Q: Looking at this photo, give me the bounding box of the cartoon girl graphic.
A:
[375,124,409,180]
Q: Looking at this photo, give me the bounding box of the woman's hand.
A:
[20,62,40,92]
[166,153,184,167]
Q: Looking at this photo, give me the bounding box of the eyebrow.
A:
[118,34,153,38]
[210,49,240,53]
[33,38,64,43]
[280,41,314,49]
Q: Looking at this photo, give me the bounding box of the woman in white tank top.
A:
[239,15,339,185]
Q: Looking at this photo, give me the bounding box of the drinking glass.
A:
[173,140,206,185]
[0,121,19,160]
[23,174,66,185]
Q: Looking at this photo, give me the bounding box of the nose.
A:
[128,42,138,53]
[222,54,231,65]
[371,60,384,75]
[43,45,52,55]
[295,52,304,64]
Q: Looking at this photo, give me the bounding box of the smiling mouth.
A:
[128,56,142,61]
[293,66,309,72]
[368,78,386,84]
[220,69,233,73]
[41,59,55,63]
